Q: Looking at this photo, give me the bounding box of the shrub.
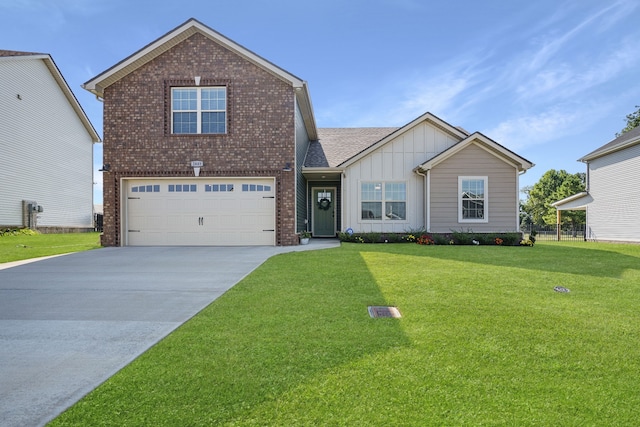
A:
[338,229,525,246]
[0,228,39,237]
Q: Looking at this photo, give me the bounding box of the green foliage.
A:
[0,227,39,237]
[0,232,101,263]
[51,242,640,426]
[339,230,523,245]
[616,105,640,137]
[521,169,586,226]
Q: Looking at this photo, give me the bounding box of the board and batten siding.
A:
[0,57,94,227]
[343,121,459,233]
[429,143,519,233]
[586,143,640,242]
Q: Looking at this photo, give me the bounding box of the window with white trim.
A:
[361,182,406,221]
[171,87,226,134]
[459,176,488,222]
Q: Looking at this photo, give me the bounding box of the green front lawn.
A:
[0,232,101,264]
[51,241,640,426]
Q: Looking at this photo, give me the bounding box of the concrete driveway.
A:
[0,241,338,427]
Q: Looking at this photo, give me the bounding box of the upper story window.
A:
[361,182,406,221]
[459,176,488,222]
[171,87,226,134]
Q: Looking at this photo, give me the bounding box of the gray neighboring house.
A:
[0,50,100,231]
[553,126,640,243]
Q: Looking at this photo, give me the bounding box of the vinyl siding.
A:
[343,121,459,233]
[429,143,518,232]
[0,58,94,227]
[294,100,310,233]
[586,143,640,242]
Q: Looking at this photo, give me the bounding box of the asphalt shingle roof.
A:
[306,127,399,167]
[0,50,44,57]
[580,125,640,161]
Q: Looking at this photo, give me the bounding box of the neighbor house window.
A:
[361,182,406,221]
[459,176,488,222]
[171,87,226,134]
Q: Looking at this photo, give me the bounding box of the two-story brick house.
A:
[85,18,533,247]
[84,19,316,246]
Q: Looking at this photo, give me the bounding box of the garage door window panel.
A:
[132,185,160,193]
[205,184,234,192]
[169,184,197,192]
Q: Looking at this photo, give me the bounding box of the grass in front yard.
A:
[50,241,640,426]
[0,232,101,263]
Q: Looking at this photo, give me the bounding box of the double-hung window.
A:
[361,182,406,221]
[172,87,226,134]
[459,176,488,222]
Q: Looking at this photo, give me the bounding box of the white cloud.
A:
[484,108,582,151]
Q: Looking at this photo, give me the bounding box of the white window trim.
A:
[458,176,488,223]
[359,180,408,222]
[171,86,227,134]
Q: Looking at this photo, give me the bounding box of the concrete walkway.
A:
[0,239,339,427]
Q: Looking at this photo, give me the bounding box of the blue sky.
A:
[2,0,639,204]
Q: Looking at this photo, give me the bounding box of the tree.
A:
[616,105,640,137]
[521,169,586,227]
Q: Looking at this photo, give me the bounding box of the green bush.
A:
[0,228,39,237]
[338,229,523,245]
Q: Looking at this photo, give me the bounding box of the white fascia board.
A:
[296,82,318,141]
[551,192,591,210]
[579,136,640,162]
[339,112,467,168]
[417,133,533,172]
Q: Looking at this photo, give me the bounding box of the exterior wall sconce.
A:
[283,162,292,172]
[99,163,111,172]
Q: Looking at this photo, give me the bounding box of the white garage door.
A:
[125,178,275,246]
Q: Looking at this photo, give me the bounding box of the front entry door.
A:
[312,188,336,237]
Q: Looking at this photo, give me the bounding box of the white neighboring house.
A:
[0,50,100,231]
[552,126,640,243]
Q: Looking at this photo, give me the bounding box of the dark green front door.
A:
[313,188,335,237]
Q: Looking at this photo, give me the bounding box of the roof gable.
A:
[83,18,307,95]
[0,52,100,142]
[337,112,468,168]
[416,132,533,172]
[579,126,640,162]
[83,18,317,139]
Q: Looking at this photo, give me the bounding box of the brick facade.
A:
[100,32,298,246]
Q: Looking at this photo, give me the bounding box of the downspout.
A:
[340,171,345,233]
[414,168,428,231]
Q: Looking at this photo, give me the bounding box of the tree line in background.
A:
[616,105,640,137]
[521,105,640,229]
[521,170,586,228]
